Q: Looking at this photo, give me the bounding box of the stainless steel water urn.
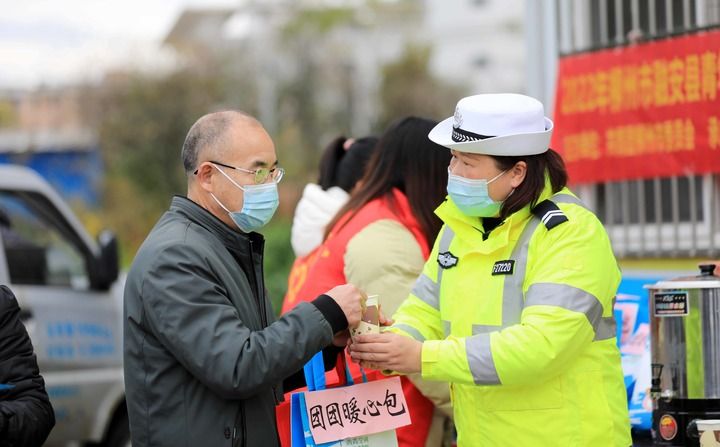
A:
[648,264,720,446]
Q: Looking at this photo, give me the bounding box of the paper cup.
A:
[351,295,380,339]
[697,420,720,446]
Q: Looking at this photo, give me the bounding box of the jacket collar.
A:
[435,177,555,254]
[170,196,264,248]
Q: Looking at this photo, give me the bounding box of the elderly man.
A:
[124,110,366,446]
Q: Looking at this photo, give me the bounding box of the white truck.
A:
[0,165,129,447]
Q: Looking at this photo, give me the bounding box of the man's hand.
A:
[348,332,422,374]
[325,284,367,329]
[332,329,350,347]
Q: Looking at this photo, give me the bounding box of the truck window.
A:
[0,190,90,290]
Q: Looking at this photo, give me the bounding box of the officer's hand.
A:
[325,284,367,329]
[348,332,422,374]
[378,307,393,327]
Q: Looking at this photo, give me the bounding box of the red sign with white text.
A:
[552,29,720,184]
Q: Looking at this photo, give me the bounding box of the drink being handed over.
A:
[351,295,380,339]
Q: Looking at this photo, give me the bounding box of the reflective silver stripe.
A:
[594,295,618,341]
[442,320,451,338]
[501,217,540,326]
[411,273,440,309]
[465,333,501,385]
[393,324,426,342]
[472,324,500,335]
[500,192,592,327]
[435,226,456,288]
[524,283,611,340]
[551,193,590,211]
[595,317,617,341]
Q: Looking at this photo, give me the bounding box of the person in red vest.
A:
[282,117,454,447]
[285,136,379,310]
[289,136,378,260]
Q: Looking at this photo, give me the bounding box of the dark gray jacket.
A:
[124,197,346,447]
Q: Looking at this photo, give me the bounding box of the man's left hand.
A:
[348,332,422,374]
[333,329,350,347]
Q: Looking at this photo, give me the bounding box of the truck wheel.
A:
[104,411,131,447]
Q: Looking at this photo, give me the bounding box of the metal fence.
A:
[552,0,720,258]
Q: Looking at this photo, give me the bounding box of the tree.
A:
[273,6,358,182]
[99,69,238,206]
[94,65,255,262]
[377,44,467,130]
[0,100,17,128]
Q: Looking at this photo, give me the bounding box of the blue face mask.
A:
[210,165,279,232]
[447,168,508,217]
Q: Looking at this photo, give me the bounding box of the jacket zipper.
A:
[247,240,279,404]
[247,240,267,327]
[233,403,247,447]
[257,239,267,327]
[242,402,247,446]
[253,240,279,404]
[248,239,281,426]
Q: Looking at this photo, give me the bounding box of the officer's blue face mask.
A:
[210,165,279,232]
[446,168,509,217]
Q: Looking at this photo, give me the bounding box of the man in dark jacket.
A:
[0,285,56,447]
[124,110,366,446]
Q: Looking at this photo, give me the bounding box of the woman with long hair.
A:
[283,117,453,447]
[289,136,378,261]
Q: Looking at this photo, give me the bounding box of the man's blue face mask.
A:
[210,164,279,233]
[446,168,509,217]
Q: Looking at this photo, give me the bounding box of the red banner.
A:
[552,29,720,184]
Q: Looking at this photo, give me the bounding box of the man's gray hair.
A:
[181,110,258,175]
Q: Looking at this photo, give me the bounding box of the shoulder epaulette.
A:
[532,199,569,230]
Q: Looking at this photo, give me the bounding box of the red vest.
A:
[281,189,435,447]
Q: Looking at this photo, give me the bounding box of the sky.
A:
[0,0,238,89]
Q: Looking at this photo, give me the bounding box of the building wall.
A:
[0,88,101,207]
[15,88,87,132]
[164,0,527,135]
[425,0,526,94]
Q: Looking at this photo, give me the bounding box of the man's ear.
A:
[195,163,215,192]
[509,161,527,188]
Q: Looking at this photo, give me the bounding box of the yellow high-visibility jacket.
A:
[391,184,631,447]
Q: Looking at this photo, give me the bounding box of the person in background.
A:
[284,136,378,314]
[350,94,631,447]
[284,117,454,447]
[0,285,55,447]
[123,110,367,447]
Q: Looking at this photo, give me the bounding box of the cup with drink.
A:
[350,295,380,340]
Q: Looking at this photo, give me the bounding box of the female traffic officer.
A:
[349,94,631,447]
